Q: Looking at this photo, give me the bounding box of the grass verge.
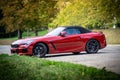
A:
[0,54,120,80]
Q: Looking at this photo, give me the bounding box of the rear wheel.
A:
[86,39,99,53]
[33,43,48,57]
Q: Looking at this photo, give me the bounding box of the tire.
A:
[86,39,99,53]
[33,43,48,58]
[73,52,80,54]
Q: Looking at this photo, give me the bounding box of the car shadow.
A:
[44,51,108,58]
[44,53,85,58]
[44,52,99,58]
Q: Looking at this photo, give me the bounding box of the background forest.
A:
[0,0,120,39]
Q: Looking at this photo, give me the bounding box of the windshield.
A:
[46,27,65,36]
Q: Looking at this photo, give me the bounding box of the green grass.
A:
[0,54,120,80]
[22,30,48,38]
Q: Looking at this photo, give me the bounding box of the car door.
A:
[52,28,83,52]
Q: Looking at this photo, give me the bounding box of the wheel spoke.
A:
[33,43,47,57]
[86,40,99,53]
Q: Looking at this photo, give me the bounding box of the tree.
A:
[0,0,57,39]
[0,0,28,39]
[52,0,120,29]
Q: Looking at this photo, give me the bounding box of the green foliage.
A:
[0,0,25,32]
[0,0,57,36]
[52,0,120,29]
[0,54,120,80]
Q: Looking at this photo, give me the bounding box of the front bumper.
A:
[11,48,27,53]
[11,44,33,55]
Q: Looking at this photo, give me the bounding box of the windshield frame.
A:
[46,27,65,36]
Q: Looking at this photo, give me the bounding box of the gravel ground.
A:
[0,45,120,74]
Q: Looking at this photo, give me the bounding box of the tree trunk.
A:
[18,29,22,39]
[34,30,38,36]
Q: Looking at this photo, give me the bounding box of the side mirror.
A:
[60,31,66,37]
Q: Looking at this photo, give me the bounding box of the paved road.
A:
[0,45,11,54]
[0,45,120,74]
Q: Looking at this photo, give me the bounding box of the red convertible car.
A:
[11,26,106,57]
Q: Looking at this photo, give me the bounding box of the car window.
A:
[64,28,81,35]
[79,27,91,33]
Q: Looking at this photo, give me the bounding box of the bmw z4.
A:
[11,26,106,57]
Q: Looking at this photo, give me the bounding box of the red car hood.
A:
[11,35,54,45]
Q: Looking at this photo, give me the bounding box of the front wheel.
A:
[86,39,99,53]
[33,43,48,57]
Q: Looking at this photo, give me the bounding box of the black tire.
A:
[73,52,80,54]
[86,39,99,53]
[33,43,48,58]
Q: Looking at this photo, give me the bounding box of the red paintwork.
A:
[11,31,106,55]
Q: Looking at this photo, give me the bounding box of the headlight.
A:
[21,40,34,45]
